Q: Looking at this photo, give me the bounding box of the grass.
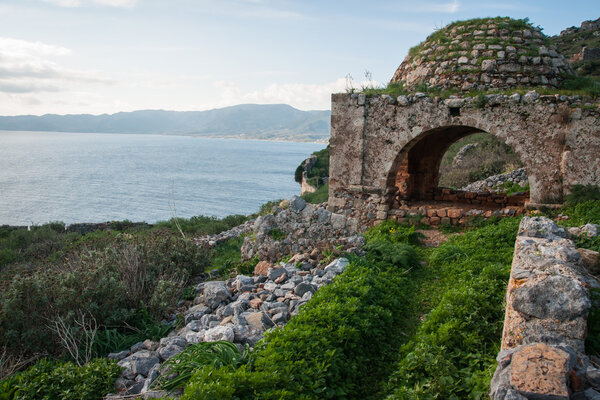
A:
[360,80,600,100]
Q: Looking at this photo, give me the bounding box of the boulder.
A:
[129,350,160,377]
[511,275,589,321]
[204,325,235,342]
[578,248,600,275]
[203,281,231,308]
[157,345,184,361]
[294,282,316,297]
[254,260,273,276]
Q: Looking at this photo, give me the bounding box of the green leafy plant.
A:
[153,341,250,392]
[385,217,520,399]
[363,221,424,246]
[561,199,600,226]
[3,358,121,400]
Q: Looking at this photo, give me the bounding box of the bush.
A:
[3,358,121,400]
[362,221,424,246]
[561,76,600,97]
[181,241,422,399]
[155,214,247,236]
[0,230,209,358]
[294,165,304,183]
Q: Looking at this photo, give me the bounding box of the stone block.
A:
[447,208,463,218]
[510,343,570,399]
[578,248,600,275]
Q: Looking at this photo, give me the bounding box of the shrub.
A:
[587,289,600,357]
[294,165,304,183]
[155,214,247,236]
[561,76,600,97]
[362,221,424,246]
[0,230,208,358]
[3,358,121,400]
[181,242,421,399]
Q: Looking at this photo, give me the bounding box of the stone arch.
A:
[385,125,486,201]
[328,93,599,228]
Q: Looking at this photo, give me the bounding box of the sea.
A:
[0,131,324,226]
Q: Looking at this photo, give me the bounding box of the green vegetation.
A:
[562,76,600,97]
[587,289,600,357]
[0,214,249,382]
[438,132,523,189]
[153,341,251,393]
[559,199,600,358]
[295,146,329,187]
[386,218,519,398]
[301,184,329,204]
[179,225,424,399]
[167,218,520,399]
[565,184,600,207]
[155,214,247,236]
[502,181,530,196]
[550,25,600,79]
[2,358,121,400]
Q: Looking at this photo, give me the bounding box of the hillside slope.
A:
[551,17,600,78]
[0,104,330,142]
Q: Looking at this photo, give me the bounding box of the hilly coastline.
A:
[0,104,331,142]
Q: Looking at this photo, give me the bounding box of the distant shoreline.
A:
[0,129,329,145]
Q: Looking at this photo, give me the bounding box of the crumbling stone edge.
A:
[490,216,600,400]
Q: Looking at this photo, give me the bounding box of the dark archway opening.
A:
[386,125,530,224]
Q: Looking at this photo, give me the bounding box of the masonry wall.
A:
[490,217,600,399]
[328,92,600,227]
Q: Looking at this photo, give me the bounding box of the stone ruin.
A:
[391,17,572,91]
[328,17,600,229]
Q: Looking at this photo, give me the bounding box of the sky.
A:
[0,0,598,116]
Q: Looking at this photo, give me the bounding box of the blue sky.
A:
[0,0,598,115]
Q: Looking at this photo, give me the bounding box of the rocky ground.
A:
[106,196,365,398]
[461,168,528,193]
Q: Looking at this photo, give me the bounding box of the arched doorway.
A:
[385,125,530,224]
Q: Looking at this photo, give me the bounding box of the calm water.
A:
[0,131,323,225]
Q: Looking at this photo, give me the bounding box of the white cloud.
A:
[0,37,113,95]
[213,78,349,110]
[40,0,137,8]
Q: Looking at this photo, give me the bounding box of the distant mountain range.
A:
[0,104,331,142]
